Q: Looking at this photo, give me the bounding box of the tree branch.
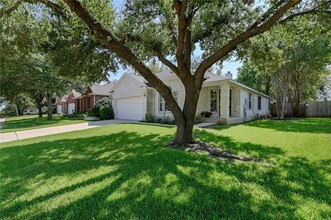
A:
[280,0,331,23]
[280,9,331,23]
[0,0,23,18]
[35,0,67,18]
[194,0,301,87]
[126,33,179,75]
[61,0,182,117]
[153,49,179,74]
[249,0,286,29]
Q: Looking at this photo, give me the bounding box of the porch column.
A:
[220,84,230,122]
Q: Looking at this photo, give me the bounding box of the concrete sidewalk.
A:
[0,120,138,143]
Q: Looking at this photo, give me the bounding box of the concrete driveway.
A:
[0,119,138,143]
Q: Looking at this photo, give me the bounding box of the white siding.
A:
[239,88,270,119]
[112,75,146,120]
[153,78,185,119]
[112,75,144,99]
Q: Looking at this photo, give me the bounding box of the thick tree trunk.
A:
[37,104,43,118]
[172,85,200,145]
[174,119,195,144]
[292,86,301,117]
[15,105,19,116]
[47,92,53,120]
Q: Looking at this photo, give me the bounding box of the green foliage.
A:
[1,119,331,219]
[0,102,17,116]
[91,97,114,118]
[238,19,331,101]
[63,113,85,120]
[194,114,202,124]
[201,111,212,118]
[144,113,157,123]
[237,64,271,95]
[86,109,96,117]
[99,105,114,120]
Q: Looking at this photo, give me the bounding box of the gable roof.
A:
[89,82,114,96]
[71,89,82,98]
[111,73,150,92]
[112,70,272,99]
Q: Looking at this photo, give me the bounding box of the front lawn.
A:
[1,115,85,133]
[1,118,330,219]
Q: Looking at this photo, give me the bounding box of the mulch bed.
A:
[168,140,255,162]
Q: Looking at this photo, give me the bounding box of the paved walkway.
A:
[194,122,217,128]
[0,120,137,143]
[0,119,217,143]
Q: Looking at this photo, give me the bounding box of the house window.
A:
[159,91,178,112]
[210,90,218,112]
[248,93,252,109]
[159,94,164,112]
[258,96,262,110]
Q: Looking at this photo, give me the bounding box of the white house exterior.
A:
[111,70,272,124]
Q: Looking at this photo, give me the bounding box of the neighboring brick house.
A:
[57,83,114,114]
[56,90,81,114]
[111,70,273,124]
[75,83,114,113]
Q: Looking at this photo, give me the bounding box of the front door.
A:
[210,89,219,117]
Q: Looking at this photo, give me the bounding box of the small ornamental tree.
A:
[1,0,329,144]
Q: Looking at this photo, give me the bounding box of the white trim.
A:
[111,73,147,92]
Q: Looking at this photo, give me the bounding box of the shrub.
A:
[94,97,113,119]
[201,111,212,118]
[91,106,101,117]
[86,109,96,117]
[95,97,112,108]
[194,114,202,124]
[100,105,114,120]
[161,115,175,125]
[144,113,156,123]
[66,113,84,119]
[1,104,17,116]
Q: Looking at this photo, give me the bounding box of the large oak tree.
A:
[1,0,330,144]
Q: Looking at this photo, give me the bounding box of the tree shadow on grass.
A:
[194,129,285,160]
[1,131,330,219]
[243,118,331,134]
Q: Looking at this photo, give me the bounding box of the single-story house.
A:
[56,90,81,114]
[111,70,272,124]
[57,83,114,114]
[75,83,114,113]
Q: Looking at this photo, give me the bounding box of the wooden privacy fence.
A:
[270,100,331,117]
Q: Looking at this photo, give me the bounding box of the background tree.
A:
[238,18,330,117]
[0,7,84,119]
[286,37,331,116]
[1,0,330,144]
[237,64,272,95]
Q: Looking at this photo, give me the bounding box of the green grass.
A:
[0,118,330,219]
[1,115,85,133]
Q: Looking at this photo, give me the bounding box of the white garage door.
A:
[116,96,144,120]
[57,105,62,114]
[68,103,75,114]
